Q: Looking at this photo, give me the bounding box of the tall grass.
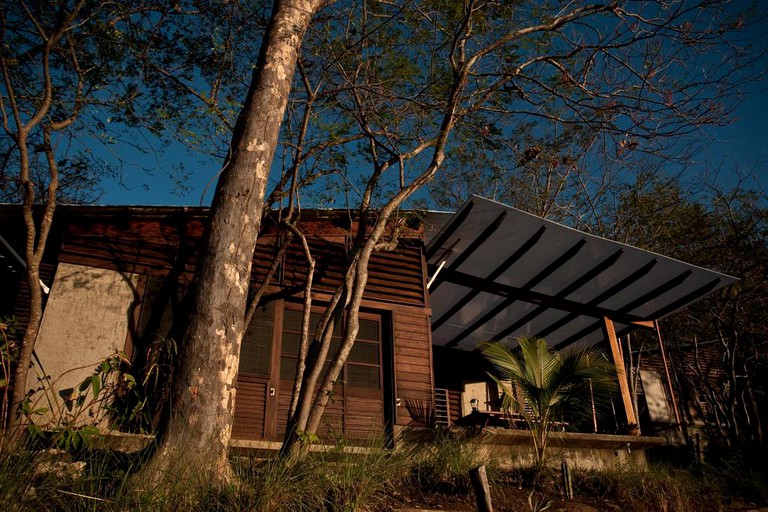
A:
[400,426,494,493]
[3,430,765,511]
[702,451,768,506]
[0,435,410,512]
[0,447,142,512]
[313,440,409,512]
[573,463,725,512]
[571,452,768,512]
[0,449,38,512]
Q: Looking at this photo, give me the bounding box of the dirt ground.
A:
[374,471,760,512]
[376,472,615,512]
[379,487,759,512]
[379,486,606,512]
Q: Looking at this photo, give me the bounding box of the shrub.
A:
[573,463,724,512]
[702,450,768,506]
[402,426,493,493]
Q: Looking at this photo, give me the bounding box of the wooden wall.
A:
[7,207,435,439]
[232,376,269,440]
[393,307,434,425]
[56,212,427,308]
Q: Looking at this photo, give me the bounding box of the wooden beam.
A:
[431,225,547,330]
[603,317,640,436]
[469,465,494,512]
[429,210,507,292]
[645,278,722,320]
[655,320,683,430]
[444,297,514,348]
[425,200,475,260]
[444,237,587,347]
[615,269,693,315]
[491,248,624,341]
[439,267,654,330]
[546,259,660,347]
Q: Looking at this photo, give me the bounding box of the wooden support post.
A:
[603,317,640,435]
[654,320,683,430]
[561,459,574,500]
[469,465,494,512]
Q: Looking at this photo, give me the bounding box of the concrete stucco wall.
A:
[471,428,665,470]
[392,425,666,471]
[26,262,138,425]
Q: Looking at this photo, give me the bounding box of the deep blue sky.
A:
[96,84,768,208]
[95,9,768,208]
[699,77,768,189]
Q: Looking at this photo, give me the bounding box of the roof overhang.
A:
[426,196,737,351]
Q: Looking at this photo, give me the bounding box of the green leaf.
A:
[27,424,44,438]
[91,374,102,397]
[296,429,320,445]
[79,425,101,448]
[73,431,82,450]
[60,431,71,451]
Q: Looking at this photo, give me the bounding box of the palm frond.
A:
[479,337,618,465]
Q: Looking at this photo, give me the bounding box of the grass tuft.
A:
[574,463,724,512]
[401,426,495,494]
[1,431,766,511]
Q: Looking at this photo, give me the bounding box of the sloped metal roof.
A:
[426,196,737,351]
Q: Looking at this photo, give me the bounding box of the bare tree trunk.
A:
[4,139,58,445]
[144,0,322,485]
[278,18,474,457]
[7,263,43,430]
[2,0,83,439]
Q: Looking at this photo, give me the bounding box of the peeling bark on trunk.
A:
[144,0,322,485]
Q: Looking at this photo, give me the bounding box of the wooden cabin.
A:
[1,197,737,462]
[0,205,434,444]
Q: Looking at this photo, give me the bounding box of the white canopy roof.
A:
[426,196,737,351]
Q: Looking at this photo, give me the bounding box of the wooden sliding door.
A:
[232,301,281,440]
[233,301,386,443]
[277,305,385,442]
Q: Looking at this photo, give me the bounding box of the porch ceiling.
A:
[425,196,737,351]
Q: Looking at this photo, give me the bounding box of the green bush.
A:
[573,463,724,512]
[702,451,768,506]
[401,426,493,493]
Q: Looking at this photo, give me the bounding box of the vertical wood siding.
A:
[6,208,434,443]
[393,307,434,425]
[232,376,268,439]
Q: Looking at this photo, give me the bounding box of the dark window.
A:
[347,364,380,390]
[349,341,379,365]
[239,302,275,376]
[280,305,381,395]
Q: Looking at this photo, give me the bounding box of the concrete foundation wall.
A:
[392,425,666,471]
[27,263,138,426]
[469,428,666,471]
